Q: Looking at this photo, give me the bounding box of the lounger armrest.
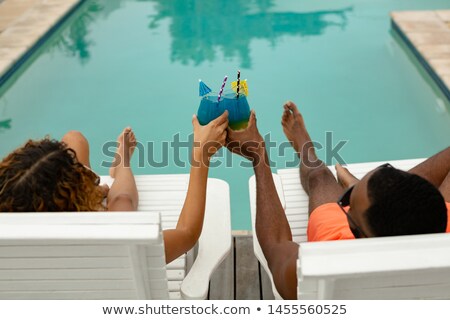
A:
[0,212,162,245]
[181,178,232,299]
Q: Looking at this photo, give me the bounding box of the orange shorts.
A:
[447,202,450,233]
[307,202,450,242]
[307,203,355,241]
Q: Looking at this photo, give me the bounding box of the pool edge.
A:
[390,13,450,102]
[0,0,87,88]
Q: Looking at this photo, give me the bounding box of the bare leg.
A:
[407,147,450,202]
[61,130,91,168]
[408,147,450,188]
[62,130,109,199]
[107,128,139,211]
[110,128,136,178]
[281,101,344,213]
[335,163,359,189]
[439,171,450,202]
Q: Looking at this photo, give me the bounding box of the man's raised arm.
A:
[227,111,299,299]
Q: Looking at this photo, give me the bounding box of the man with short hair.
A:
[226,101,450,299]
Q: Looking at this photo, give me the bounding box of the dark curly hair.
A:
[0,138,105,212]
[366,167,447,237]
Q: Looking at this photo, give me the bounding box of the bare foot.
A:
[109,127,137,178]
[281,101,312,154]
[335,163,359,189]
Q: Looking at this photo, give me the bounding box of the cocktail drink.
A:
[197,90,250,130]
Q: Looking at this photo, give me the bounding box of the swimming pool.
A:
[1,0,449,230]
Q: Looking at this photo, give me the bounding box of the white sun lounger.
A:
[250,158,450,299]
[249,173,286,300]
[0,175,231,300]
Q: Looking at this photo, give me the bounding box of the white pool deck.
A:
[391,10,450,99]
[0,0,81,79]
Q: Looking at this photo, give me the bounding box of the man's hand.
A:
[226,110,266,164]
[192,110,228,165]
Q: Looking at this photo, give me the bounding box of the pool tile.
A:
[419,45,450,59]
[396,20,448,32]
[0,0,82,79]
[0,33,33,47]
[408,32,450,46]
[391,11,438,22]
[0,47,27,61]
[0,4,31,19]
[444,76,450,89]
[436,10,450,22]
[0,59,13,76]
[0,16,16,32]
[429,59,450,75]
[392,10,450,99]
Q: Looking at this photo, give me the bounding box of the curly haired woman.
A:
[0,128,136,213]
[0,111,228,264]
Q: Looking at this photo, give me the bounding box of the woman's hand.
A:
[192,110,228,166]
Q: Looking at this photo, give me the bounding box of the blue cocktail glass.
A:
[197,91,250,130]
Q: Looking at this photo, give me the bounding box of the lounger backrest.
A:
[0,212,169,299]
[298,233,450,299]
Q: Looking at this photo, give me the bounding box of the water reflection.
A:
[147,0,353,67]
[0,104,11,133]
[51,0,124,63]
[0,119,11,132]
[50,0,352,67]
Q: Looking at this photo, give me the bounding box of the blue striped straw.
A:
[217,75,228,102]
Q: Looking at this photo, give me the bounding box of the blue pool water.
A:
[0,0,449,229]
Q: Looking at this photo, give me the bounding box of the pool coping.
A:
[391,10,450,101]
[0,0,85,87]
